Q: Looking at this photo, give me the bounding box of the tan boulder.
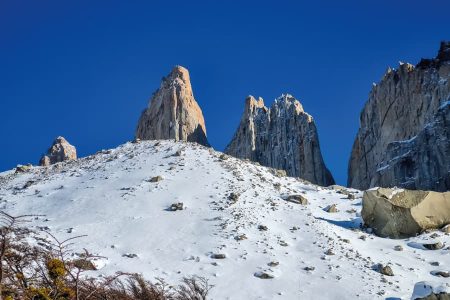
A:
[362,188,450,238]
[39,136,77,166]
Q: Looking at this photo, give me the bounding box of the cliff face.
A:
[136,66,209,146]
[348,42,450,191]
[225,94,334,186]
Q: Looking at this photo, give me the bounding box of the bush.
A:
[0,211,212,300]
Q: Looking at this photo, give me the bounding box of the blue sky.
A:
[1,0,449,185]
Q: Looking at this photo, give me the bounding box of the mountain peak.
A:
[136,67,209,146]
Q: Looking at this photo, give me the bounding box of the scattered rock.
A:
[362,188,450,238]
[149,176,163,182]
[433,271,450,278]
[122,253,138,258]
[235,234,247,241]
[423,241,444,250]
[269,169,287,178]
[394,245,404,251]
[228,192,240,203]
[324,204,339,213]
[268,261,279,267]
[169,202,184,211]
[258,225,268,231]
[325,249,335,256]
[376,264,394,276]
[279,241,289,247]
[347,193,356,200]
[15,164,32,173]
[254,272,274,279]
[286,194,309,205]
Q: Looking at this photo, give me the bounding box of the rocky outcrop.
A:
[348,42,450,191]
[136,66,209,146]
[362,187,450,238]
[39,136,77,166]
[225,94,334,186]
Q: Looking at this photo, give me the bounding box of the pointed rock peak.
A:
[167,65,191,84]
[245,95,266,112]
[226,94,334,186]
[136,66,209,146]
[275,93,304,114]
[39,136,77,166]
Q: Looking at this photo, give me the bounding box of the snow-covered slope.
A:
[1,140,449,299]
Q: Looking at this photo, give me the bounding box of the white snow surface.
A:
[1,140,450,299]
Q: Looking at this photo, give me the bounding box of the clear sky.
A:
[1,0,449,185]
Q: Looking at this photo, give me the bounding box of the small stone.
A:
[228,192,240,203]
[423,241,444,250]
[219,154,228,160]
[235,234,247,241]
[376,264,394,276]
[325,249,335,256]
[258,225,268,231]
[268,261,279,267]
[434,271,450,278]
[279,241,288,247]
[15,164,32,173]
[169,202,184,211]
[430,261,440,266]
[211,253,226,259]
[122,253,138,258]
[325,204,339,213]
[430,232,440,239]
[304,266,315,271]
[254,272,274,279]
[149,176,163,182]
[286,194,309,205]
[394,245,403,251]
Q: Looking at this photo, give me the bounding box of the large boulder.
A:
[362,187,450,238]
[135,66,209,146]
[348,41,450,192]
[225,94,334,186]
[39,136,77,166]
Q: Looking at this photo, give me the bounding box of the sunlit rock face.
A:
[348,41,450,192]
[226,94,334,186]
[39,136,77,166]
[136,66,209,146]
